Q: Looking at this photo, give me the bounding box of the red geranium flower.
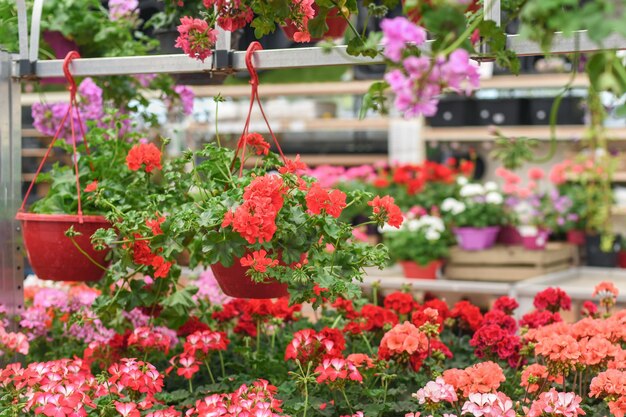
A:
[305,183,347,219]
[368,195,403,228]
[85,180,98,193]
[240,250,279,273]
[279,154,308,174]
[146,213,166,236]
[175,16,217,62]
[242,132,270,156]
[126,143,162,173]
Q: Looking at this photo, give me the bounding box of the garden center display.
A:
[2,0,626,416]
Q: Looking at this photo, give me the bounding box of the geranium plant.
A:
[440,180,506,229]
[382,209,452,266]
[85,128,397,322]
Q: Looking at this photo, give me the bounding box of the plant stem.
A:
[188,377,193,393]
[205,359,216,384]
[340,388,354,414]
[218,350,226,379]
[256,321,261,355]
[68,236,108,271]
[215,99,222,148]
[330,315,342,329]
[440,11,484,57]
[361,333,374,356]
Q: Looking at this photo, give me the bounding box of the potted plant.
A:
[513,191,572,251]
[441,180,506,251]
[382,211,451,279]
[16,112,148,281]
[550,157,619,265]
[90,132,396,302]
[554,182,587,245]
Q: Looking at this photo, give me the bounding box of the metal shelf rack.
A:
[2,0,626,322]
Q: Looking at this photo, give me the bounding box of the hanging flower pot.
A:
[518,226,550,250]
[211,258,289,299]
[16,213,110,281]
[566,229,586,245]
[17,51,111,282]
[453,226,500,251]
[281,6,349,42]
[399,260,442,279]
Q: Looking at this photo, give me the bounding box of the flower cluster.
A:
[381,16,479,117]
[315,357,363,384]
[175,16,218,62]
[470,309,521,367]
[369,195,403,228]
[285,328,345,364]
[108,0,138,20]
[186,380,287,417]
[203,0,254,32]
[442,361,506,398]
[222,174,286,244]
[127,326,176,354]
[461,392,516,417]
[213,297,301,337]
[32,78,103,142]
[526,389,586,417]
[126,143,163,173]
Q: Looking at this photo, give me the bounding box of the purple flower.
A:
[108,0,138,21]
[381,17,427,62]
[194,269,230,305]
[65,310,114,343]
[135,73,157,88]
[33,288,68,310]
[440,49,480,94]
[19,306,49,340]
[123,308,151,328]
[32,78,103,142]
[174,85,195,116]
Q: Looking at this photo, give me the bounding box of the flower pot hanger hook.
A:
[63,50,81,100]
[245,41,263,90]
[233,42,287,176]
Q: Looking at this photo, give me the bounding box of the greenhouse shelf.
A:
[13,31,626,79]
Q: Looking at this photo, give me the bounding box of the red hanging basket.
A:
[282,6,349,42]
[211,259,289,299]
[16,213,110,282]
[16,51,111,282]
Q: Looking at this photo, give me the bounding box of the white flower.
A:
[518,225,538,237]
[457,176,468,186]
[485,191,503,205]
[441,198,465,215]
[425,229,441,241]
[484,181,498,192]
[406,219,420,232]
[421,215,446,232]
[460,183,485,197]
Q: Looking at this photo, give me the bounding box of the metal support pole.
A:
[484,0,501,27]
[0,51,24,329]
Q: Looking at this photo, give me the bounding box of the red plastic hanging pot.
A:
[17,51,110,282]
[210,259,289,299]
[16,213,110,281]
[282,6,349,42]
[400,260,442,279]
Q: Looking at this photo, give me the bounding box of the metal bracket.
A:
[212,25,235,73]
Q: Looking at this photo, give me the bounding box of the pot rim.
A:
[15,212,108,223]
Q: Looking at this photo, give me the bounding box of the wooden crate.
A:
[445,243,578,282]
